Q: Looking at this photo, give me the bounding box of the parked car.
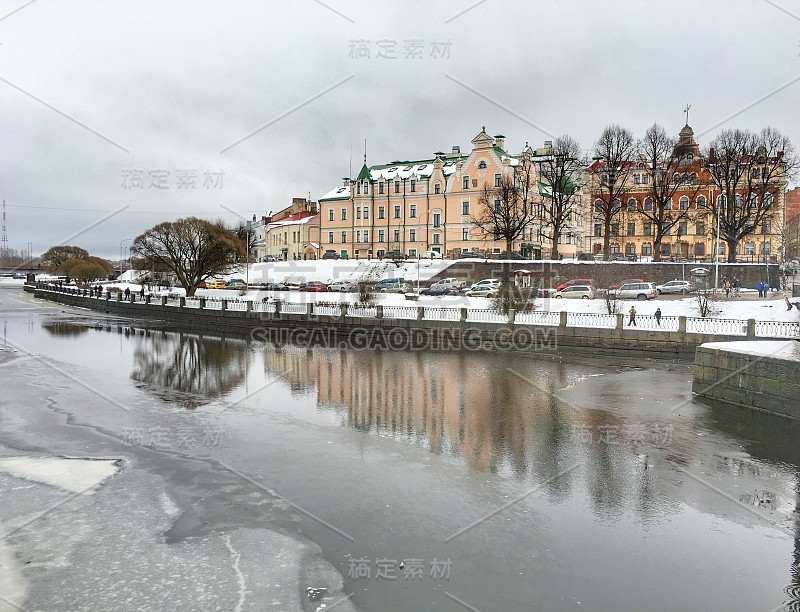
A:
[420,285,457,296]
[610,254,628,261]
[465,285,497,298]
[459,251,485,259]
[380,280,414,293]
[257,282,286,291]
[420,251,443,259]
[322,250,340,260]
[262,255,280,262]
[376,277,406,290]
[328,280,356,292]
[226,278,247,289]
[382,250,407,261]
[609,282,658,301]
[206,279,227,289]
[576,253,595,261]
[609,278,645,290]
[656,280,691,295]
[469,278,500,291]
[300,281,329,292]
[556,278,594,292]
[498,251,527,260]
[194,281,207,289]
[554,285,595,299]
[431,278,467,291]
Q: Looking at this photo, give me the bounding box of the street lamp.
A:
[120,238,133,276]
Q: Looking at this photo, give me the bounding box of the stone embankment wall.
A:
[693,344,800,419]
[29,286,779,360]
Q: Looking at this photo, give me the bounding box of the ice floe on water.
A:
[0,456,122,493]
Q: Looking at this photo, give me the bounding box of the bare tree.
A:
[131,217,245,297]
[590,125,635,260]
[703,127,796,263]
[536,135,583,260]
[472,171,536,258]
[637,124,702,261]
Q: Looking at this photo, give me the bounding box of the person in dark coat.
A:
[654,308,662,326]
[124,287,131,300]
[628,306,637,326]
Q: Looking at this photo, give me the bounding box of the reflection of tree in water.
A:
[42,322,89,337]
[131,331,248,409]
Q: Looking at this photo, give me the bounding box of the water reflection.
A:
[42,322,89,337]
[131,330,248,409]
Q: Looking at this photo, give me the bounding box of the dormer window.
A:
[434,183,441,194]
[478,161,487,169]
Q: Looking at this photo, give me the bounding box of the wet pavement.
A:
[1,286,799,611]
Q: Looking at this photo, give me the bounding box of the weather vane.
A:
[684,103,691,125]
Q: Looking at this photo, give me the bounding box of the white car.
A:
[656,280,691,295]
[465,285,497,298]
[327,280,356,292]
[609,282,657,301]
[469,278,500,291]
[431,277,467,291]
[554,285,595,299]
[420,251,443,259]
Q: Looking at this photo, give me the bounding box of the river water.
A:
[1,287,799,611]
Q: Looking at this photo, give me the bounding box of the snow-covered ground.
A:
[701,340,800,359]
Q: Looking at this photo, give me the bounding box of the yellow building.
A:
[318,128,588,260]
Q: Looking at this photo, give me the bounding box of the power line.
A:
[4,203,254,216]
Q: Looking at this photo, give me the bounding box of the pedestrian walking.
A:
[139,285,145,299]
[757,281,764,298]
[724,279,731,298]
[628,305,637,326]
[124,287,131,301]
[654,308,662,326]
[732,277,740,297]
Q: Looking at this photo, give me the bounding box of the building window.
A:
[409,229,416,241]
[410,179,416,192]
[328,209,334,222]
[478,161,487,169]
[679,196,689,210]
[627,222,636,236]
[762,219,772,234]
[761,242,771,255]
[356,208,361,219]
[642,243,652,256]
[375,230,383,242]
[462,201,469,215]
[634,174,641,184]
[696,195,706,209]
[643,222,652,236]
[409,204,416,218]
[611,223,619,236]
[341,208,347,221]
[378,206,385,220]
[379,182,384,194]
[394,206,401,219]
[625,243,636,255]
[594,223,602,237]
[356,230,361,243]
[328,232,334,243]
[393,229,400,242]
[408,248,417,257]
[341,231,347,243]
[661,222,671,236]
[627,198,637,212]
[363,230,369,242]
[644,198,653,211]
[695,243,705,256]
[494,199,501,213]
[433,234,440,244]
[745,243,755,256]
[462,228,469,240]
[434,183,441,194]
[661,243,671,255]
[641,174,648,184]
[463,176,469,190]
[363,207,369,219]
[594,200,604,214]
[356,183,360,195]
[364,182,369,195]
[494,173,501,187]
[611,199,621,212]
[696,221,705,235]
[433,213,441,228]
[678,221,688,236]
[566,234,572,245]
[394,180,400,193]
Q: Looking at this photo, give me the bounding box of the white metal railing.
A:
[347,305,378,318]
[313,304,342,317]
[754,320,800,339]
[566,312,617,328]
[515,311,561,326]
[633,315,680,332]
[382,305,419,319]
[281,302,308,314]
[466,309,506,323]
[423,306,461,321]
[686,317,748,336]
[251,301,276,313]
[204,300,223,310]
[226,301,249,311]
[184,298,201,309]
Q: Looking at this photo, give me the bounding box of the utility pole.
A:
[1,200,8,258]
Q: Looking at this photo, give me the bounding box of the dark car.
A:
[498,252,527,260]
[258,282,286,291]
[420,285,457,296]
[300,281,328,292]
[226,278,247,289]
[576,253,594,261]
[322,250,340,260]
[459,251,485,259]
[382,250,407,261]
[376,277,406,290]
[194,281,207,289]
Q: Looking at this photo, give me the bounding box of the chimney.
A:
[342,177,350,187]
[252,214,256,222]
[544,140,552,147]
[452,145,460,155]
[494,134,505,149]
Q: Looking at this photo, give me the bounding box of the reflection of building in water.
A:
[131,331,248,409]
[262,346,318,394]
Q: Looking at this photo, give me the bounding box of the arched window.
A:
[717,194,726,207]
[679,196,689,210]
[690,172,698,183]
[764,193,774,207]
[478,161,487,169]
[594,199,604,214]
[611,198,621,212]
[627,198,637,212]
[644,197,653,211]
[696,195,706,209]
[735,194,743,207]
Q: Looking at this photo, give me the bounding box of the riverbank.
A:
[29,285,800,359]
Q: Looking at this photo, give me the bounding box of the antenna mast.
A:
[1,200,7,255]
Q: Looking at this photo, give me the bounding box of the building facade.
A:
[318,128,588,260]
[585,124,788,262]
[252,198,321,261]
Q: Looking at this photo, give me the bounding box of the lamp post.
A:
[245,220,251,287]
[120,238,132,276]
[714,194,723,292]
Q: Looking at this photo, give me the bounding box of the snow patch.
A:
[0,457,122,494]
[700,340,800,360]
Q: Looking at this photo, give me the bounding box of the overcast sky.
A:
[2,0,798,258]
